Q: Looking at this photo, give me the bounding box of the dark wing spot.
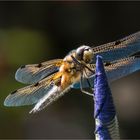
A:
[130,51,140,58]
[115,40,121,45]
[20,65,26,69]
[10,90,17,95]
[37,63,42,68]
[34,82,39,87]
[104,62,111,66]
[134,55,140,58]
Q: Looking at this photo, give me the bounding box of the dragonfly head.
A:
[75,45,93,63]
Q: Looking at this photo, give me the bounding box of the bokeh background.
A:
[0,1,140,139]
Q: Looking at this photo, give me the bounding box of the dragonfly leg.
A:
[83,67,95,79]
[84,69,95,96]
[80,72,93,96]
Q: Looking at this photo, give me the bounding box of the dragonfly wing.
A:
[92,31,140,62]
[106,55,140,82]
[15,59,62,84]
[30,85,71,113]
[72,55,140,89]
[4,72,61,106]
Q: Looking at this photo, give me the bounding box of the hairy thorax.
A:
[59,54,81,89]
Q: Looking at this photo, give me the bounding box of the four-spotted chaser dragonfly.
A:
[4,31,140,113]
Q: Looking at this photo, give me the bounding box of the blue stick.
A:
[94,55,120,140]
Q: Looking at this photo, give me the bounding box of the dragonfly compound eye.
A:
[83,47,93,63]
[75,45,92,61]
[76,45,93,63]
[75,46,85,61]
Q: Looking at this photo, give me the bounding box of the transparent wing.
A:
[15,59,63,84]
[92,31,140,62]
[30,84,71,113]
[106,55,140,82]
[4,72,62,106]
[72,55,140,89]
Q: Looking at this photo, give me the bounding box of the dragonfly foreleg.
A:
[80,72,93,96]
[83,70,95,80]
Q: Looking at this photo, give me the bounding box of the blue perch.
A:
[94,55,120,140]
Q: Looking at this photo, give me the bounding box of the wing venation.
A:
[72,56,140,89]
[92,31,140,62]
[4,72,61,107]
[15,59,63,84]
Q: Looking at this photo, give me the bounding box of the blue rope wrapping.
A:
[94,55,120,140]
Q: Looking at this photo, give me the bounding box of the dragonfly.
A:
[4,31,140,113]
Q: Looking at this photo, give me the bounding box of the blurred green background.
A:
[1,1,140,139]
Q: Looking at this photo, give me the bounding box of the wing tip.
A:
[4,93,19,107]
[4,96,11,107]
[15,68,25,83]
[15,68,33,84]
[15,66,31,84]
[4,89,20,106]
[15,68,21,82]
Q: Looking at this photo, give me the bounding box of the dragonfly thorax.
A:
[75,45,93,63]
